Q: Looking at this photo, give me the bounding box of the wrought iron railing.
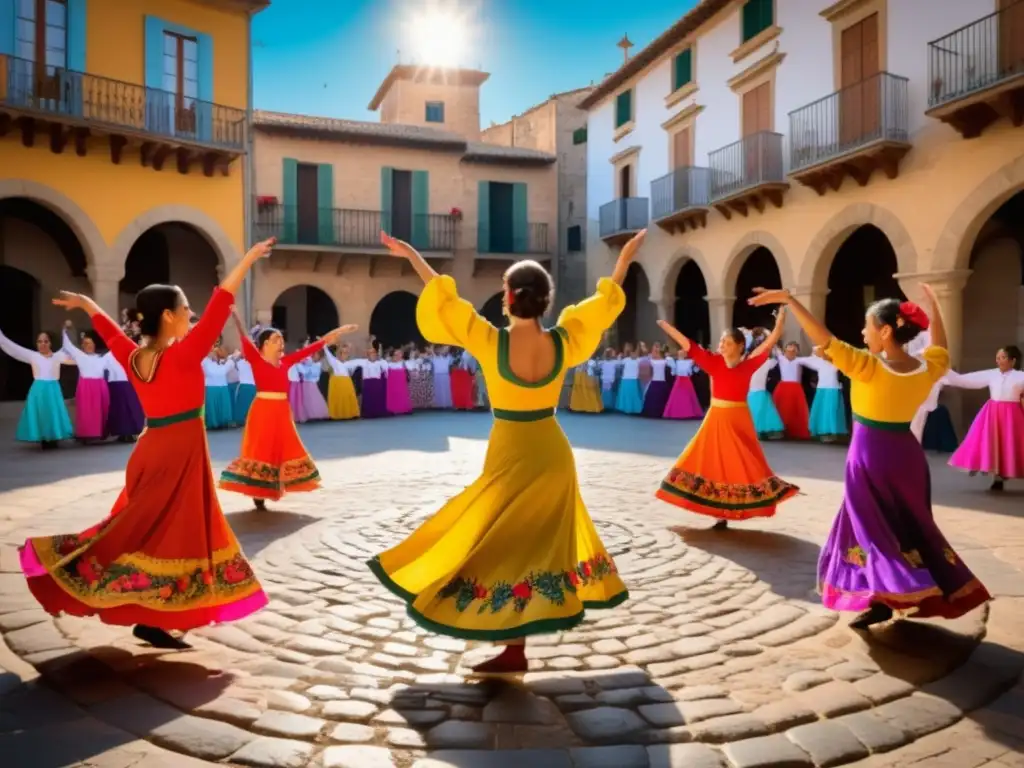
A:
[709,131,784,201]
[599,197,649,238]
[254,203,456,251]
[928,1,1024,107]
[650,167,712,219]
[0,53,245,150]
[788,72,909,173]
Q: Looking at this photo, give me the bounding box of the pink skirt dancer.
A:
[73,377,110,439]
[662,376,704,419]
[949,400,1024,479]
[299,381,329,421]
[288,380,306,423]
[386,371,413,415]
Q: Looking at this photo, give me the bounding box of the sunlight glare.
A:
[408,7,469,67]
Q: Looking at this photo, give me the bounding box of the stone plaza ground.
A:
[0,410,1022,768]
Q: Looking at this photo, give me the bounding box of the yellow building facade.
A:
[0,0,264,399]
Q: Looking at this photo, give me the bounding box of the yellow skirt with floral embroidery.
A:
[369,410,628,640]
[657,398,799,520]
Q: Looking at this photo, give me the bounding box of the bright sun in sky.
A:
[406,2,473,68]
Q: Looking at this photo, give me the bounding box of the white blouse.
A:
[235,358,255,386]
[775,354,810,383]
[300,360,323,382]
[620,358,640,380]
[599,359,619,385]
[799,356,840,389]
[673,359,696,377]
[405,358,423,372]
[944,368,1024,403]
[287,364,301,383]
[749,358,777,393]
[202,357,234,386]
[387,361,408,376]
[323,347,351,377]
[0,330,66,381]
[431,355,452,374]
[904,330,932,358]
[650,358,669,382]
[103,352,129,383]
[353,359,388,380]
[61,330,106,379]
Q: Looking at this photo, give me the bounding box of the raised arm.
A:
[918,284,946,350]
[381,232,438,285]
[0,328,36,365]
[749,290,830,349]
[60,326,88,365]
[51,294,137,370]
[942,369,993,390]
[656,321,721,374]
[750,308,786,359]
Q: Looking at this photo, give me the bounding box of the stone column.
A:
[651,296,675,323]
[895,269,971,368]
[87,264,123,318]
[786,285,829,350]
[704,296,735,345]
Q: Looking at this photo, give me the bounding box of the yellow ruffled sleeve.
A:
[555,278,626,368]
[823,337,878,382]
[921,345,950,382]
[415,275,497,357]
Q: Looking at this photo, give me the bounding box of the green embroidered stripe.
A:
[658,480,797,510]
[492,407,555,422]
[366,558,629,642]
[146,406,204,428]
[496,327,565,388]
[220,470,321,490]
[852,414,912,432]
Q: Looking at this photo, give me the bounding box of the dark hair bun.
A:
[868,298,922,345]
[134,284,183,337]
[504,260,553,320]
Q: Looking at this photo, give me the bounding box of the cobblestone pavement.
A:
[0,410,1022,768]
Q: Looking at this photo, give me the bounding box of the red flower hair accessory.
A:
[898,301,930,331]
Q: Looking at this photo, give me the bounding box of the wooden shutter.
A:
[1000,0,1024,75]
[674,49,692,91]
[380,167,393,234]
[673,126,692,168]
[411,170,429,249]
[281,158,298,242]
[742,86,759,136]
[615,90,632,127]
[317,164,334,244]
[860,14,880,137]
[477,181,491,253]
[195,32,214,141]
[511,183,528,253]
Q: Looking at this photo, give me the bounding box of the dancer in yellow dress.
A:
[368,229,645,674]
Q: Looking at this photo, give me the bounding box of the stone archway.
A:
[729,246,785,331]
[722,231,795,299]
[932,154,1024,273]
[661,253,712,347]
[656,245,721,308]
[370,291,422,350]
[271,285,340,347]
[0,179,107,275]
[111,205,238,278]
[800,202,918,295]
[618,262,657,346]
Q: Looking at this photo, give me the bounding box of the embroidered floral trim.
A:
[902,549,924,568]
[222,456,319,488]
[846,545,868,567]
[663,468,798,508]
[438,554,618,614]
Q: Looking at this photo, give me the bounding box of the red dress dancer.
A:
[772,344,812,439]
[220,318,353,507]
[450,350,475,410]
[20,240,274,649]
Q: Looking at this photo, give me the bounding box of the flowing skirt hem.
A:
[820,580,991,620]
[367,557,628,641]
[656,482,797,520]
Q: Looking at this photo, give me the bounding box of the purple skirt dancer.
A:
[362,377,389,418]
[818,420,990,619]
[106,381,144,438]
[640,379,671,418]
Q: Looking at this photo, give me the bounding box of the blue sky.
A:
[252,0,697,126]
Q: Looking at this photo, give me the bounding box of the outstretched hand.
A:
[380,232,417,259]
[611,229,646,284]
[244,237,276,263]
[748,287,791,307]
[321,324,359,345]
[52,291,98,315]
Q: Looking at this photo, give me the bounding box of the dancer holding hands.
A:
[747,285,990,627]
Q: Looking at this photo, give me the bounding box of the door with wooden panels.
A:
[999,0,1024,77]
[296,163,320,244]
[742,83,770,184]
[672,127,692,208]
[840,13,880,146]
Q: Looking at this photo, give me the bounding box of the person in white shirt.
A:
[614,346,644,414]
[568,356,603,413]
[663,349,704,419]
[385,348,414,415]
[429,345,454,409]
[201,345,235,429]
[903,330,959,452]
[299,353,330,421]
[61,323,110,442]
[640,346,672,417]
[323,343,361,419]
[746,354,784,439]
[286,354,306,422]
[351,347,390,418]
[804,347,848,443]
[598,348,619,410]
[944,344,1024,491]
[232,347,257,425]
[772,342,813,440]
[103,338,144,441]
[0,327,72,448]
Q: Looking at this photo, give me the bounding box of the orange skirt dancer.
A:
[656,342,799,521]
[220,394,320,500]
[20,288,267,631]
[219,333,326,501]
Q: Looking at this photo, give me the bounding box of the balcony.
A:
[788,72,911,195]
[926,2,1024,138]
[650,167,711,233]
[0,55,245,175]
[599,197,649,246]
[708,131,788,219]
[477,222,550,262]
[255,203,456,264]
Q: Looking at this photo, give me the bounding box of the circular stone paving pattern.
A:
[0,502,1004,768]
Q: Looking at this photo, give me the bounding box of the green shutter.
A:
[615,90,632,128]
[742,0,772,42]
[380,166,393,235]
[317,164,334,244]
[411,170,429,249]
[674,49,692,91]
[282,158,298,243]
[511,182,528,254]
[572,127,587,144]
[477,181,490,253]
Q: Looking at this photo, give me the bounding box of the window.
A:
[163,30,198,132]
[567,225,582,252]
[615,89,632,129]
[15,0,66,67]
[572,126,587,145]
[741,0,773,43]
[425,101,445,123]
[672,48,693,91]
